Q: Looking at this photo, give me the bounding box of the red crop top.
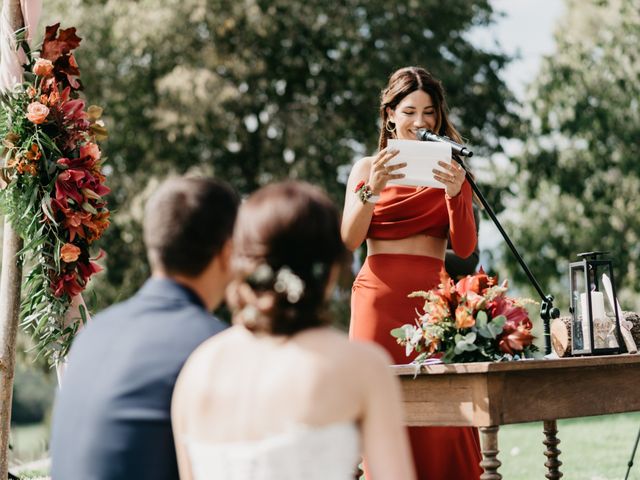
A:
[367,180,477,258]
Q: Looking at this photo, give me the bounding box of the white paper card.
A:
[386,139,452,188]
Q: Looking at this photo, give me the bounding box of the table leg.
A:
[543,419,563,479]
[479,425,502,480]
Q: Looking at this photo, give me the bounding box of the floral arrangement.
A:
[0,24,109,364]
[391,269,539,364]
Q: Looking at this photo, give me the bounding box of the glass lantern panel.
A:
[593,264,619,350]
[570,265,587,352]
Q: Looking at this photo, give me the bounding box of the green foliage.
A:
[502,0,640,311]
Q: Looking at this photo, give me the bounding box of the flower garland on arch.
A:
[0,24,110,364]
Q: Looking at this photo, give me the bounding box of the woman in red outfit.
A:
[342,66,482,480]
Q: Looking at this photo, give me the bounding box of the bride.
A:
[172,181,415,480]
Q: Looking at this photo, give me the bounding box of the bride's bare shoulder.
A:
[306,328,393,371]
[348,338,394,369]
[180,327,248,369]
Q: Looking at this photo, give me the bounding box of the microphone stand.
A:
[419,131,560,354]
[462,167,560,354]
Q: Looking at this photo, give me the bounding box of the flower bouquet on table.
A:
[391,269,539,364]
[0,24,109,364]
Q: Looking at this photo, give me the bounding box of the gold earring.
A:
[385,119,396,133]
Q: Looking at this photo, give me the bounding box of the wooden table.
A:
[391,354,640,479]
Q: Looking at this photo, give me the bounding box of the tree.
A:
[41,0,518,309]
[502,0,640,310]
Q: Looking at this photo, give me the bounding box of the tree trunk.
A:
[0,1,26,477]
[0,220,23,479]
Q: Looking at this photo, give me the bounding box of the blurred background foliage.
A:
[501,0,640,312]
[38,0,519,313]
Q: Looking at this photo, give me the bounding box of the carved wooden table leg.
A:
[479,426,502,480]
[543,419,563,479]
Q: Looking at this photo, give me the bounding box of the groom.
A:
[50,176,239,480]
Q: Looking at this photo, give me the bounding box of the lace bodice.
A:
[184,421,360,480]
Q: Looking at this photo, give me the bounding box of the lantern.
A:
[569,251,623,355]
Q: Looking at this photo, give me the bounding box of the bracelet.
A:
[354,181,379,204]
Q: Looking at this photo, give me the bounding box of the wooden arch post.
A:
[0,0,26,477]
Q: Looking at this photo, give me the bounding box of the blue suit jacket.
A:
[50,278,226,480]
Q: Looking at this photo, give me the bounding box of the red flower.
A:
[55,169,87,206]
[455,267,494,296]
[40,23,82,91]
[61,97,86,123]
[54,159,110,210]
[52,271,83,298]
[57,154,95,171]
[498,324,534,355]
[80,142,101,161]
[65,211,92,241]
[354,180,365,193]
[488,296,532,330]
[85,210,110,242]
[41,23,81,63]
[77,258,103,283]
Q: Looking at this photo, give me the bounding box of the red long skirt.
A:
[350,254,482,480]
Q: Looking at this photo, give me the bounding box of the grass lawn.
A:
[499,412,640,479]
[11,414,640,479]
[9,423,49,466]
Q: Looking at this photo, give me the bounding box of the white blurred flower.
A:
[274,267,305,303]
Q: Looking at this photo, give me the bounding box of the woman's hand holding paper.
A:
[432,160,466,198]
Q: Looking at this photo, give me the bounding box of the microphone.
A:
[416,129,474,158]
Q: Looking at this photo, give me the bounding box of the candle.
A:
[580,291,606,351]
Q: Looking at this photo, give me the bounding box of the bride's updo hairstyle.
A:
[229,181,347,336]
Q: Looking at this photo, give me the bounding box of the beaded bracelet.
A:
[354,181,380,204]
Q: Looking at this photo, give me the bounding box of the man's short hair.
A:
[143,177,239,277]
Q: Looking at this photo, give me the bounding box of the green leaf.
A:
[390,327,408,340]
[476,310,488,327]
[82,202,98,214]
[40,194,58,225]
[487,315,506,338]
[463,331,477,344]
[79,304,88,325]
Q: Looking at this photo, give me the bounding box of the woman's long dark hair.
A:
[378,66,462,151]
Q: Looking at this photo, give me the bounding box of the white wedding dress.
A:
[184,421,360,480]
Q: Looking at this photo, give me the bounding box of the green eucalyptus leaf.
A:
[390,327,408,340]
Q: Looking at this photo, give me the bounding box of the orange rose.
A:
[26,102,50,124]
[60,243,81,263]
[33,58,54,77]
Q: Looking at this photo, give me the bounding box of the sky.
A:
[474,0,566,100]
[472,0,566,259]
